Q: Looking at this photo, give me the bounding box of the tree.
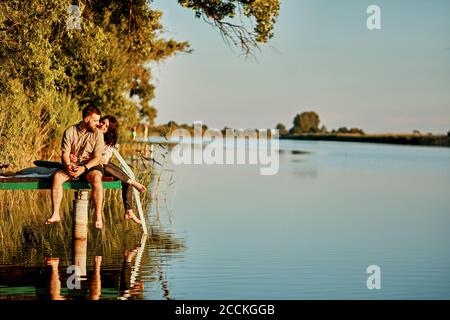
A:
[140,105,158,126]
[275,123,288,136]
[290,112,320,134]
[336,127,349,134]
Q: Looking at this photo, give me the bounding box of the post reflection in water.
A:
[43,235,149,300]
[45,257,65,301]
[73,238,87,279]
[89,256,102,300]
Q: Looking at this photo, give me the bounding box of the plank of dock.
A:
[0,176,121,190]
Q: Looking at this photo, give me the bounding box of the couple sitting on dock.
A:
[45,106,146,228]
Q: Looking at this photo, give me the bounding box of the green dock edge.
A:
[0,180,122,190]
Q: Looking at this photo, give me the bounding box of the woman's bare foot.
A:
[45,214,61,224]
[125,210,141,224]
[129,180,147,193]
[95,219,103,229]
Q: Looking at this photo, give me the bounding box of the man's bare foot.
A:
[130,180,147,193]
[95,220,103,229]
[45,215,61,224]
[125,210,141,224]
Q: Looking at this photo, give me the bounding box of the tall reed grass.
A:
[0,81,80,169]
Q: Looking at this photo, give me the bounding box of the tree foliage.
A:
[1,1,188,125]
[275,123,287,136]
[290,112,320,134]
[331,127,365,135]
[178,0,280,54]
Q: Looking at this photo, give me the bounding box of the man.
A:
[45,106,106,229]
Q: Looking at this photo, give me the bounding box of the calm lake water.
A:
[1,140,450,299]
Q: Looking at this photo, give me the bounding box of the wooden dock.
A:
[0,175,125,280]
[0,176,122,190]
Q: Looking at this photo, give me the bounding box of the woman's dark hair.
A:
[100,115,119,147]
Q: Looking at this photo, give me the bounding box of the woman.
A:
[70,115,146,224]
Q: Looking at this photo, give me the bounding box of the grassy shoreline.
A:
[280,134,450,148]
[140,132,450,148]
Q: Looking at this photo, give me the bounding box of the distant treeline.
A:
[275,111,450,147]
[150,112,366,138]
[149,111,450,147]
[148,122,273,139]
[281,133,450,147]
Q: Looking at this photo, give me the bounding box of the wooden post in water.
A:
[73,239,87,278]
[73,190,88,277]
[73,190,89,240]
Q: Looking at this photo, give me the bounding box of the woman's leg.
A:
[105,163,144,224]
[103,163,147,192]
[122,182,141,224]
[105,163,147,193]
[122,182,133,211]
[104,163,130,184]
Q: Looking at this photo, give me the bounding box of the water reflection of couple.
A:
[45,249,144,300]
[44,256,102,300]
[45,106,146,228]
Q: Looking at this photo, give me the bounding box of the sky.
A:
[150,0,450,134]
